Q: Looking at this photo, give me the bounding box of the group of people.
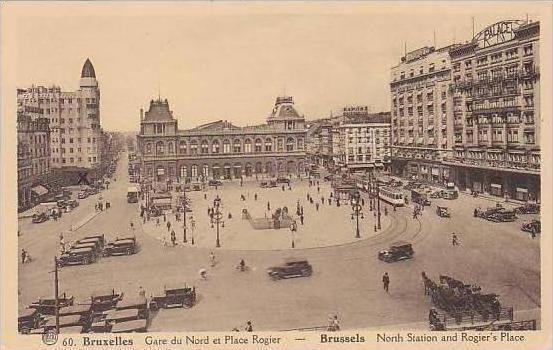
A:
[20,249,32,263]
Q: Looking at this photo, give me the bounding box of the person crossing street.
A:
[382,272,390,293]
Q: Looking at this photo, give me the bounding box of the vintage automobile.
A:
[191,183,202,191]
[28,293,74,315]
[18,308,42,334]
[77,190,89,199]
[267,259,313,280]
[116,295,149,319]
[411,189,431,206]
[32,212,49,224]
[486,209,517,222]
[514,203,540,214]
[80,234,106,248]
[522,220,541,235]
[436,206,451,218]
[208,179,223,187]
[86,187,99,195]
[429,190,443,199]
[89,289,124,313]
[149,284,197,310]
[66,199,79,209]
[111,319,148,333]
[103,237,138,256]
[260,180,277,188]
[378,241,414,263]
[276,177,291,184]
[57,247,97,267]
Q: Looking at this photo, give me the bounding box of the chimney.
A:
[140,108,144,120]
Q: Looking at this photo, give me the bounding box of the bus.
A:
[379,187,405,206]
[127,186,139,203]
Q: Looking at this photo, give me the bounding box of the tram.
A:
[378,187,405,206]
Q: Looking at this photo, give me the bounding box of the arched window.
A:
[223,139,231,154]
[146,142,152,154]
[191,165,198,178]
[264,138,272,152]
[297,138,304,150]
[179,141,187,154]
[286,137,295,151]
[156,141,164,155]
[190,140,198,155]
[244,139,252,153]
[202,164,209,177]
[212,140,220,153]
[233,139,241,153]
[180,165,187,179]
[201,140,209,154]
[167,141,175,154]
[254,138,262,152]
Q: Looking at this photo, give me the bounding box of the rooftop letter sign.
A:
[473,20,526,48]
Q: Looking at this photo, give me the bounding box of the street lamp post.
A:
[53,257,60,334]
[377,181,381,230]
[350,192,364,239]
[182,185,187,243]
[211,198,223,248]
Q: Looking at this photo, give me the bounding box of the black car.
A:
[149,284,196,310]
[276,177,291,184]
[103,237,137,256]
[514,203,540,214]
[208,179,223,187]
[58,247,97,267]
[32,212,49,224]
[267,260,312,280]
[378,242,414,263]
[18,308,42,333]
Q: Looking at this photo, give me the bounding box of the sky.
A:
[1,1,546,132]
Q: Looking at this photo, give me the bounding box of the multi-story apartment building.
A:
[306,121,333,167]
[390,46,455,185]
[445,20,540,201]
[137,96,307,183]
[17,112,51,210]
[17,58,105,184]
[339,115,391,172]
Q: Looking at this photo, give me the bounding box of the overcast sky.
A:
[2,2,544,131]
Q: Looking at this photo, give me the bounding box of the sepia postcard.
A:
[1,1,552,349]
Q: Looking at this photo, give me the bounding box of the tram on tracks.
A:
[378,187,405,207]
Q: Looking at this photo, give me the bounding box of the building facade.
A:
[17,112,51,210]
[17,58,106,184]
[137,96,307,183]
[390,46,455,185]
[446,20,540,201]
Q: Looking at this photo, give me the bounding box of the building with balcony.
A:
[17,112,51,211]
[306,121,334,167]
[17,58,107,184]
[137,96,307,183]
[446,20,540,201]
[390,45,456,184]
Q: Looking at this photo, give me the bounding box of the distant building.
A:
[17,112,51,210]
[17,58,107,184]
[390,45,455,185]
[445,20,540,201]
[137,96,307,183]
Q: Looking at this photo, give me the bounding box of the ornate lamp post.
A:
[350,191,364,239]
[211,197,223,247]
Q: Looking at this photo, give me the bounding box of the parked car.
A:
[103,236,138,256]
[260,180,277,188]
[276,177,291,184]
[28,293,74,315]
[89,289,124,313]
[149,284,197,310]
[57,247,97,267]
[77,191,89,199]
[514,203,540,214]
[18,308,42,334]
[378,241,414,263]
[436,206,450,218]
[32,212,49,224]
[267,259,312,280]
[208,179,223,187]
[57,200,68,209]
[79,234,106,249]
[521,220,540,235]
[86,187,99,195]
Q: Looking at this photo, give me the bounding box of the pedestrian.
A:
[204,193,207,200]
[328,198,331,205]
[167,221,171,232]
[254,193,258,201]
[162,235,168,246]
[473,208,478,217]
[452,233,459,246]
[138,286,145,298]
[332,315,340,331]
[361,198,365,206]
[171,232,176,246]
[267,202,271,211]
[156,218,160,226]
[210,252,216,267]
[317,186,320,193]
[321,196,324,204]
[245,321,253,332]
[21,249,26,264]
[191,217,196,230]
[382,272,390,293]
[316,203,319,211]
[163,213,167,222]
[300,214,304,225]
[130,221,135,231]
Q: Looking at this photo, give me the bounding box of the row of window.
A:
[51,156,97,164]
[454,151,539,164]
[144,137,304,156]
[53,137,97,144]
[51,147,97,154]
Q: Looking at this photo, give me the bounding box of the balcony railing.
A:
[443,157,540,173]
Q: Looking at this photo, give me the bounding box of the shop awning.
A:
[516,187,528,193]
[31,185,48,196]
[491,183,502,188]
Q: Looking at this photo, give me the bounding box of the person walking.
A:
[156,217,160,226]
[21,249,26,264]
[382,272,390,293]
[316,202,319,211]
[170,231,176,246]
[245,321,253,332]
[267,202,271,211]
[300,214,304,225]
[328,198,332,205]
[317,186,320,193]
[167,221,171,232]
[130,221,135,231]
[254,193,258,201]
[210,252,216,267]
[163,213,167,222]
[138,286,146,298]
[452,233,459,246]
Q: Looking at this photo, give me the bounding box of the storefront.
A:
[515,187,529,201]
[490,183,503,196]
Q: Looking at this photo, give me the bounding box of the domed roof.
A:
[81,58,96,78]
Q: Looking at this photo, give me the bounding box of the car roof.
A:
[69,247,94,253]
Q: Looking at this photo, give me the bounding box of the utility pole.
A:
[54,257,60,334]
